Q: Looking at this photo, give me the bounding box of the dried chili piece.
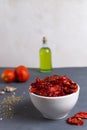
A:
[67,116,84,126]
[75,112,87,119]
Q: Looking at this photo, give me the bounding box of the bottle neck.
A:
[42,42,48,48]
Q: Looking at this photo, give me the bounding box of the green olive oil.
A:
[39,37,52,72]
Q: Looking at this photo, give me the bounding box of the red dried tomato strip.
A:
[30,75,78,97]
[67,116,84,126]
[75,112,87,119]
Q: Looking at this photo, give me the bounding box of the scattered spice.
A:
[0,95,23,119]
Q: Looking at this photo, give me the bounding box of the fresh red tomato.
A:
[1,69,15,83]
[15,65,30,82]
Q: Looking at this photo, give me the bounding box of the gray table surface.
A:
[0,67,87,130]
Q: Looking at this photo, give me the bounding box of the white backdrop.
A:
[0,0,87,68]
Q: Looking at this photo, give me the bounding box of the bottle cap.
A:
[43,36,47,44]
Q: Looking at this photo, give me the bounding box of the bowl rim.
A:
[29,85,80,99]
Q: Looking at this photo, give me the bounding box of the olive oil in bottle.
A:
[39,36,52,72]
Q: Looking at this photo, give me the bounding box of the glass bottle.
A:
[39,36,52,72]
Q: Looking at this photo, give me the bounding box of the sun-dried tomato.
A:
[75,112,87,119]
[67,116,84,126]
[66,111,87,126]
[29,75,78,97]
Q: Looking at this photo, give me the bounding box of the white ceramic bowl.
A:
[29,85,80,120]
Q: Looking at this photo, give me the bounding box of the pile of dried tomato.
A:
[29,75,78,97]
[67,112,87,125]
